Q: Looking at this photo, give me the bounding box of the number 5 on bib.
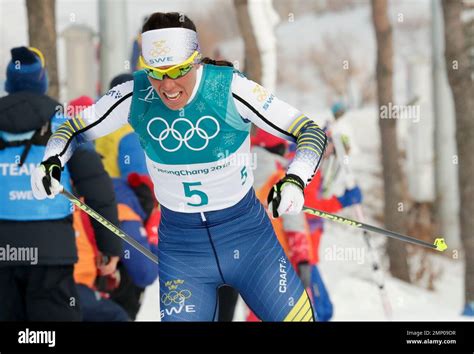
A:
[183,182,209,207]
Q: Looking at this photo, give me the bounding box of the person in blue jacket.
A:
[0,47,122,321]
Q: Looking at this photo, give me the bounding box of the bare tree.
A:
[233,0,262,81]
[310,32,376,106]
[371,0,410,282]
[442,0,474,310]
[26,0,59,100]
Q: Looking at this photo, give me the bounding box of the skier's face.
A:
[148,65,198,110]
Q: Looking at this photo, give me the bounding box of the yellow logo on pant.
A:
[284,291,314,322]
[161,289,192,306]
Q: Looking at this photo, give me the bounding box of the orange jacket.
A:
[73,203,143,288]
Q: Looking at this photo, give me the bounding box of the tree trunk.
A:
[26,0,59,100]
[233,0,262,81]
[371,0,410,282]
[442,0,474,306]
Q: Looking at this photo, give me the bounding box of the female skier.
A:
[31,12,327,321]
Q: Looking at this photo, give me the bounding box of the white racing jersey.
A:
[45,65,327,212]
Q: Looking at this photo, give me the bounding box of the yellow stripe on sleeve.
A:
[51,135,69,143]
[287,114,306,135]
[292,118,311,136]
[53,131,73,140]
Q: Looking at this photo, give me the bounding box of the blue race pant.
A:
[158,189,314,321]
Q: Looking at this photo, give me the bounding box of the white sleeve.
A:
[231,72,300,142]
[44,80,134,165]
[231,72,327,185]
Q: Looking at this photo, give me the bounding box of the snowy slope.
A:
[319,222,466,321]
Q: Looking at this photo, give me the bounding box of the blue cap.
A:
[5,47,48,95]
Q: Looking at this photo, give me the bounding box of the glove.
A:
[31,155,63,200]
[267,174,305,218]
[337,186,362,208]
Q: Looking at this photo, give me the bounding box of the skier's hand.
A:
[97,255,120,276]
[31,156,63,200]
[267,174,305,218]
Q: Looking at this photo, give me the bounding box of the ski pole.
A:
[353,204,393,319]
[331,132,392,318]
[61,188,158,264]
[302,206,448,252]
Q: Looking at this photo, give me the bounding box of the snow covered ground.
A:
[319,223,466,321]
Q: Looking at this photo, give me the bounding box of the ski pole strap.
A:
[302,206,448,252]
[61,188,158,264]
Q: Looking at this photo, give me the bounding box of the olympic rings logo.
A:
[149,40,171,56]
[147,116,220,152]
[161,289,192,306]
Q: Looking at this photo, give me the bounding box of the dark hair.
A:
[109,73,133,89]
[142,12,196,32]
[142,12,234,68]
[201,57,234,67]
